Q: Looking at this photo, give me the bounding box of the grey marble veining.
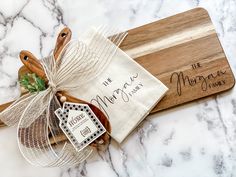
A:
[0,0,236,177]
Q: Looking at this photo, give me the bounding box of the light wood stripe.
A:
[125,22,215,59]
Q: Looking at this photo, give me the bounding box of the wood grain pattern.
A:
[0,8,234,126]
[120,7,235,113]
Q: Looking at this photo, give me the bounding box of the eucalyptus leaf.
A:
[20,73,46,93]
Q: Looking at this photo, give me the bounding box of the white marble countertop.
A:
[0,0,236,177]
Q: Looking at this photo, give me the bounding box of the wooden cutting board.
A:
[120,7,235,113]
[0,8,234,126]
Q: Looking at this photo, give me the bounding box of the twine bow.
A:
[0,27,127,167]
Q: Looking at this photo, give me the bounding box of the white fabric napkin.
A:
[69,31,168,143]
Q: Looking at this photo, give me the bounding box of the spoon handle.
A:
[19,27,72,78]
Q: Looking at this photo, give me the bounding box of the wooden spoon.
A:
[18,30,111,148]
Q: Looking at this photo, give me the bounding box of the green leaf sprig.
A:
[20,73,46,93]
